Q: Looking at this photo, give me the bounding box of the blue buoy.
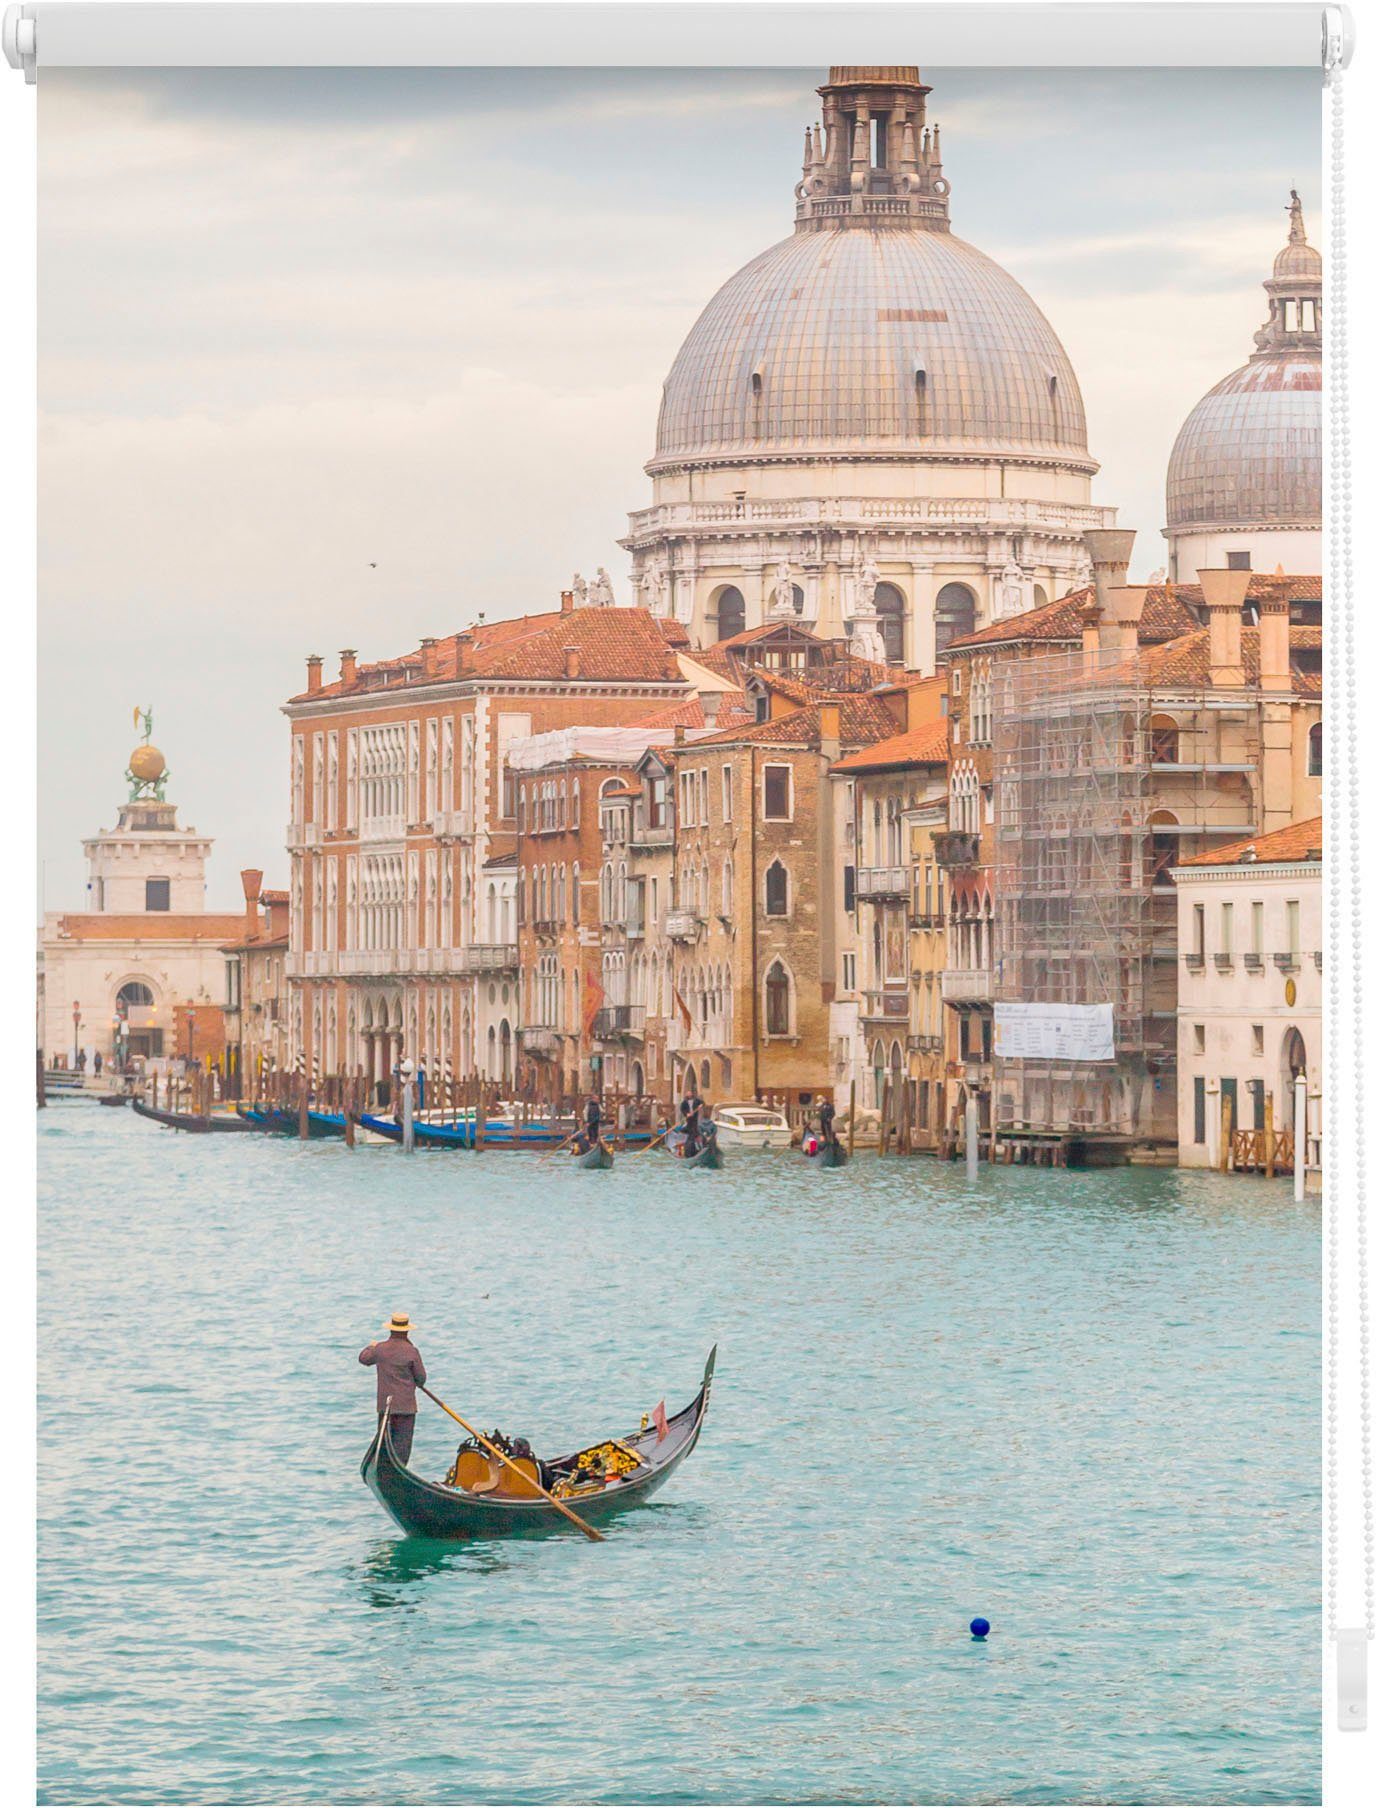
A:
[970,1617,990,1640]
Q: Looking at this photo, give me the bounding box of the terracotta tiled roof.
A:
[946,584,1202,651]
[632,695,754,732]
[447,608,686,684]
[291,608,690,701]
[221,930,290,954]
[685,693,899,751]
[830,716,950,773]
[945,575,1321,655]
[1112,624,1322,694]
[54,913,247,942]
[260,889,289,905]
[1182,816,1322,867]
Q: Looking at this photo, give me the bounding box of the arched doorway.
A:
[115,978,160,1061]
[630,1060,644,1098]
[684,1063,697,1099]
[499,1020,513,1087]
[935,582,976,654]
[875,583,905,664]
[715,586,745,641]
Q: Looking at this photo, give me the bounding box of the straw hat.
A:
[385,1311,414,1336]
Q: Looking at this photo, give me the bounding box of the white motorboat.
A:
[710,1103,793,1149]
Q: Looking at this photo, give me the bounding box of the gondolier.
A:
[359,1312,427,1465]
[818,1097,836,1146]
[580,1094,602,1154]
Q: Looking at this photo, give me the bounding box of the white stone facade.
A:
[1174,849,1321,1169]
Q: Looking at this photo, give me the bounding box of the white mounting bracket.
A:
[3,6,36,83]
[1336,1627,1368,1732]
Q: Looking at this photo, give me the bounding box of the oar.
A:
[639,1125,672,1155]
[417,1384,605,1543]
[538,1125,581,1165]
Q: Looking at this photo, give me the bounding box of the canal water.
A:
[39,1105,1319,1805]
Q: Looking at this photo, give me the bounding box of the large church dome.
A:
[1166,192,1321,536]
[651,225,1092,470]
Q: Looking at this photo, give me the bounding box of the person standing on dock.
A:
[359,1312,426,1465]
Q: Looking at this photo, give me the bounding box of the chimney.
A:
[1198,568,1252,688]
[819,700,842,759]
[1101,584,1151,657]
[1082,527,1137,617]
[1080,601,1103,671]
[339,648,357,686]
[453,636,469,676]
[880,684,909,734]
[560,589,574,614]
[1258,595,1292,692]
[241,868,263,938]
[420,636,438,680]
[674,724,687,745]
[305,654,323,694]
[563,644,581,680]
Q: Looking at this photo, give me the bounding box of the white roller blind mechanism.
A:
[0,1,1355,82]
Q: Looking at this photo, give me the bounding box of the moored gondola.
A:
[361,1347,716,1539]
[98,1091,130,1108]
[132,1099,256,1133]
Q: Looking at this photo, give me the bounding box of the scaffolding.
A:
[991,647,1259,1148]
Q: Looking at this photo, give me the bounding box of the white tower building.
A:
[623,66,1116,667]
[1166,192,1322,584]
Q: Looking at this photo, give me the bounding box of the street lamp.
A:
[71,1000,82,1070]
[186,1008,197,1064]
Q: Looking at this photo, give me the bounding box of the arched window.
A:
[935,582,977,655]
[1148,810,1181,887]
[875,583,905,664]
[765,859,789,916]
[765,961,791,1036]
[116,980,154,1011]
[721,856,734,919]
[1308,721,1322,776]
[716,586,746,641]
[1150,715,1180,765]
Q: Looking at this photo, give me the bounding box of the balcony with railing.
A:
[933,831,980,870]
[593,1004,645,1040]
[287,820,323,848]
[941,968,993,1002]
[860,988,909,1026]
[456,943,518,974]
[664,908,703,942]
[856,865,907,901]
[629,821,673,851]
[520,1026,563,1057]
[431,807,473,840]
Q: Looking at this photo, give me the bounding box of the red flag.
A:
[652,1399,668,1443]
[582,966,605,1042]
[673,986,693,1034]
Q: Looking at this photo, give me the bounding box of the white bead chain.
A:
[1323,39,1374,1648]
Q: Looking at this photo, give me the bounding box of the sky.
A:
[37,64,1320,909]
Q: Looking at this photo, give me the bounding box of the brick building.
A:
[282,602,691,1091]
[221,869,291,1095]
[665,691,899,1106]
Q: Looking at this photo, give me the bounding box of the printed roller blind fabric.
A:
[34,37,1329,1808]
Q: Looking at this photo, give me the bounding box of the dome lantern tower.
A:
[1165,192,1322,584]
[796,67,951,233]
[623,63,1116,665]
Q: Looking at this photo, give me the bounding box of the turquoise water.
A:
[39,1106,1319,1805]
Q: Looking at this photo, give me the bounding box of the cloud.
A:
[37,66,1319,910]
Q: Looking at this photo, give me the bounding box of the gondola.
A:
[576,1138,614,1170]
[131,1099,256,1133]
[361,1347,716,1539]
[803,1137,849,1168]
[98,1091,130,1108]
[664,1127,724,1168]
